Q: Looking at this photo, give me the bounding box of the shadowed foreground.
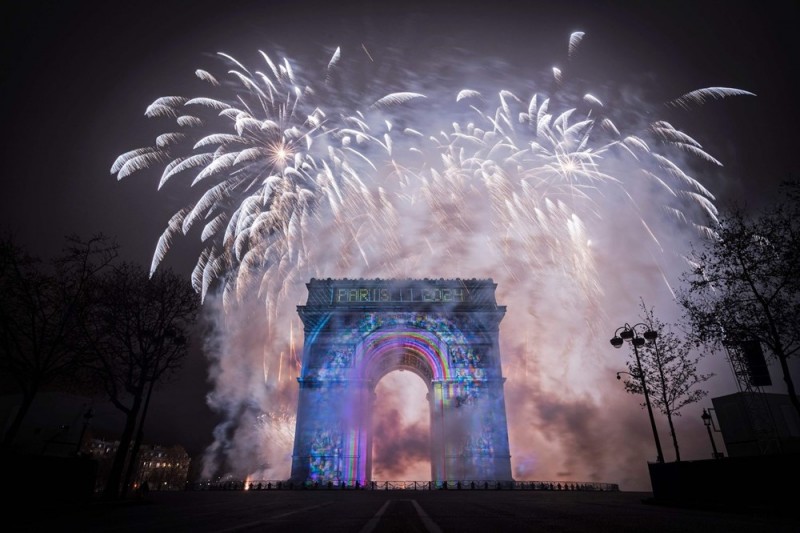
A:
[13,489,797,532]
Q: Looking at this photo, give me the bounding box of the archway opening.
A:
[371,369,431,481]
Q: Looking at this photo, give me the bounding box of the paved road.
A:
[15,490,797,532]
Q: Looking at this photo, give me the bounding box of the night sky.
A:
[2,0,796,261]
[1,0,797,487]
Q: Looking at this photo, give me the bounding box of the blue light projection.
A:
[290,279,513,484]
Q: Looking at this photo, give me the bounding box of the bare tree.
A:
[678,180,800,417]
[0,234,117,448]
[80,262,199,499]
[619,302,712,462]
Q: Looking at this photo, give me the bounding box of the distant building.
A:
[85,439,191,492]
[84,438,119,492]
[712,392,800,457]
[136,443,192,490]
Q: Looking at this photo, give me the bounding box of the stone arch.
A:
[359,328,442,480]
[290,278,513,485]
[360,327,446,385]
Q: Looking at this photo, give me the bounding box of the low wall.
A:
[3,453,98,503]
[648,453,797,508]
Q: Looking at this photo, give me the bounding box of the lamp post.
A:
[645,328,682,462]
[701,409,721,459]
[611,323,664,463]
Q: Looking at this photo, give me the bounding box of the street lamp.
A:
[701,409,722,459]
[611,322,664,463]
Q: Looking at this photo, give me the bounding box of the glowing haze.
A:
[111,32,754,490]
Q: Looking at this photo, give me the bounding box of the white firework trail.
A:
[111,48,414,315]
[419,32,755,313]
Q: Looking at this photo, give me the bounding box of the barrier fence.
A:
[189,479,619,492]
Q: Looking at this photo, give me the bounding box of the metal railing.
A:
[189,479,619,492]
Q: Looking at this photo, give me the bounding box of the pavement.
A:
[13,488,798,532]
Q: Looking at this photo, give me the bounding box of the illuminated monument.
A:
[290,278,513,484]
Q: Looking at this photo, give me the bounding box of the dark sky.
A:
[2,0,796,257]
[1,0,797,464]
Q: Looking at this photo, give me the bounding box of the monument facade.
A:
[290,278,513,483]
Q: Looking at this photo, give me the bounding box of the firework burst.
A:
[111,47,414,312]
[425,35,754,303]
[112,34,753,308]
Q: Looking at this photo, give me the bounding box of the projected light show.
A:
[292,278,511,485]
[110,30,755,490]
